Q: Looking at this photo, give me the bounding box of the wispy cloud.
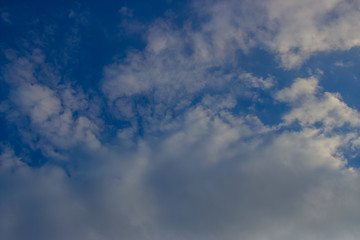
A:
[0,9,11,24]
[334,60,354,67]
[1,49,101,160]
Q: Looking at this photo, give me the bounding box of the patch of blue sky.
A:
[303,47,360,109]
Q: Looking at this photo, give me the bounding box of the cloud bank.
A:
[1,0,360,239]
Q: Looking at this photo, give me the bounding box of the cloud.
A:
[195,0,360,68]
[276,76,360,131]
[1,49,360,240]
[15,83,62,123]
[119,6,133,18]
[262,0,360,68]
[0,145,24,171]
[101,70,360,240]
[2,91,360,239]
[334,61,354,67]
[2,0,360,239]
[102,18,274,135]
[0,9,11,24]
[1,49,101,159]
[4,61,360,240]
[102,0,360,124]
[0,143,158,240]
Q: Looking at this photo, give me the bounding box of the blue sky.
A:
[1,0,360,239]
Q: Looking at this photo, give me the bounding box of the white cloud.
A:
[1,50,101,159]
[276,76,360,130]
[102,19,274,134]
[276,76,319,102]
[262,0,360,68]
[102,0,360,129]
[195,0,360,68]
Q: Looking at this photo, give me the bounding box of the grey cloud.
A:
[0,145,158,240]
[2,98,360,240]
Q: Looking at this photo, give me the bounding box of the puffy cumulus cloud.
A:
[276,76,360,131]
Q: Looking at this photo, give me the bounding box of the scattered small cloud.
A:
[334,61,354,67]
[119,6,133,17]
[0,10,11,24]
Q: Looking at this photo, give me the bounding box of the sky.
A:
[1,0,360,239]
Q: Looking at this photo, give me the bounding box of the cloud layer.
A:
[1,0,360,239]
